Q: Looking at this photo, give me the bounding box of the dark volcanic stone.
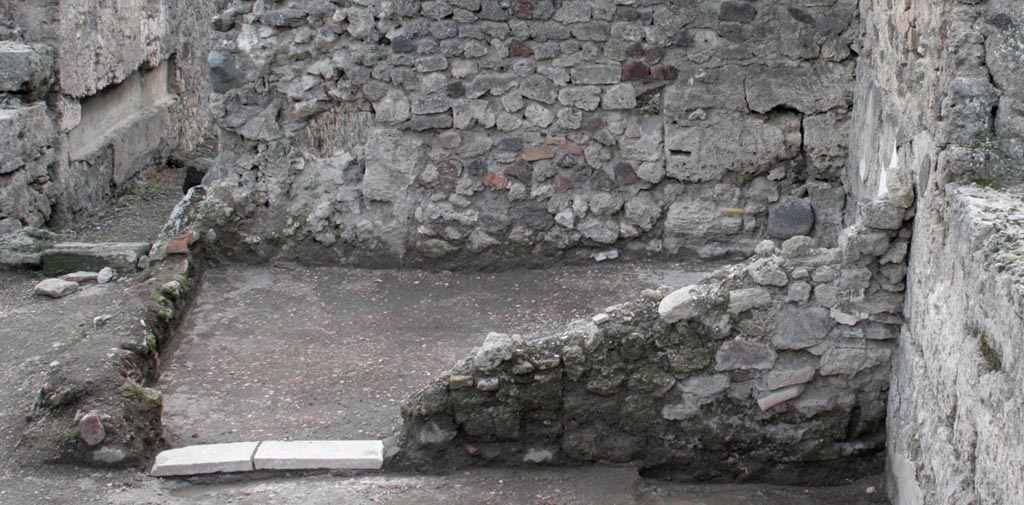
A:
[719,1,758,23]
[787,7,816,25]
[467,159,488,176]
[591,171,616,192]
[768,196,815,239]
[390,35,417,53]
[509,202,554,230]
[497,137,525,152]
[508,39,534,58]
[986,13,1015,31]
[504,159,533,182]
[446,81,466,98]
[614,162,638,186]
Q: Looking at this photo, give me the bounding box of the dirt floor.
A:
[159,262,713,445]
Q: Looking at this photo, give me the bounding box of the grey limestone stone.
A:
[0,42,53,95]
[715,339,778,371]
[570,64,620,85]
[771,308,834,350]
[727,287,772,314]
[362,129,425,202]
[602,84,636,110]
[659,284,722,323]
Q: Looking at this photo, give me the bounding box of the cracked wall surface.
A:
[0,0,214,230]
[200,0,859,267]
[844,0,1024,503]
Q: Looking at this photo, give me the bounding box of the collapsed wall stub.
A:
[394,227,908,482]
[0,0,214,230]
[199,0,858,268]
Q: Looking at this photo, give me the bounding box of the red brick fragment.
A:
[483,172,509,189]
[621,60,651,81]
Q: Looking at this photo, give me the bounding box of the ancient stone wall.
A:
[0,0,213,230]
[202,0,859,267]
[394,214,910,479]
[843,0,1024,503]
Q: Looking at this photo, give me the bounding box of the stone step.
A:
[254,440,384,471]
[150,442,259,477]
[151,440,384,477]
[40,242,150,274]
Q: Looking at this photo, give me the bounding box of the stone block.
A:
[768,197,815,239]
[785,282,812,303]
[859,200,904,230]
[0,103,54,176]
[253,440,384,471]
[727,287,772,314]
[749,258,788,287]
[770,364,815,387]
[570,64,620,85]
[34,278,80,299]
[41,242,151,274]
[715,339,777,371]
[601,83,636,110]
[771,307,834,350]
[151,442,258,477]
[0,42,53,95]
[744,63,853,114]
[679,374,730,397]
[362,129,425,202]
[659,284,721,323]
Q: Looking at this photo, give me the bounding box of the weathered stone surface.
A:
[602,84,636,110]
[659,284,721,323]
[765,364,816,390]
[570,65,620,85]
[78,414,106,446]
[253,440,384,470]
[859,200,904,230]
[362,129,425,202]
[474,332,513,372]
[727,287,772,314]
[33,278,79,298]
[679,374,730,398]
[151,443,258,477]
[715,339,777,371]
[41,243,150,274]
[771,308,834,350]
[749,259,788,287]
[0,42,53,95]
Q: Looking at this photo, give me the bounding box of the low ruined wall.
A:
[202,0,858,267]
[843,0,1024,503]
[0,0,213,229]
[395,190,911,481]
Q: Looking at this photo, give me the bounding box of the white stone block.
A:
[253,440,384,471]
[150,442,258,477]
